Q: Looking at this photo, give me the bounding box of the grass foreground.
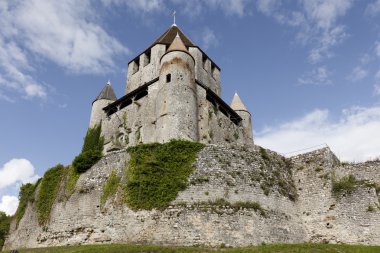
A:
[2,243,380,253]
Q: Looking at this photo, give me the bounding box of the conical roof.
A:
[95,82,117,101]
[167,33,188,53]
[230,93,248,111]
[150,25,195,48]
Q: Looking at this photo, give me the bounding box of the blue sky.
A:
[1,0,380,215]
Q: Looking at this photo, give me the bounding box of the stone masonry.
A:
[4,145,380,249]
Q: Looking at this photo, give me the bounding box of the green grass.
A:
[124,139,205,210]
[14,180,40,226]
[3,243,380,253]
[37,164,64,225]
[100,170,121,207]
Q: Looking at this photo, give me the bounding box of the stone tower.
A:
[230,93,253,142]
[91,24,254,153]
[89,82,117,128]
[156,33,198,142]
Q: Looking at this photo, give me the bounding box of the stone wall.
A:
[5,145,380,250]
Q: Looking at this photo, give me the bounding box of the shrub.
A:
[124,139,204,210]
[73,149,102,173]
[82,124,104,153]
[332,175,358,196]
[259,147,270,161]
[100,170,121,208]
[73,124,104,174]
[37,164,64,225]
[14,181,40,226]
[0,211,11,249]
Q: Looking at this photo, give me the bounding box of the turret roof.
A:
[95,82,117,102]
[230,93,248,111]
[150,25,195,48]
[167,33,189,53]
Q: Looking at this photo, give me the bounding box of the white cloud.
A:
[375,69,380,80]
[256,0,353,64]
[0,0,128,101]
[375,84,380,95]
[298,66,332,85]
[0,195,19,216]
[366,0,380,16]
[169,0,252,17]
[256,106,380,162]
[347,66,368,82]
[201,27,218,50]
[102,0,163,13]
[0,159,39,190]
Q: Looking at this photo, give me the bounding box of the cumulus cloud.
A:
[201,27,218,50]
[347,66,368,82]
[102,0,164,13]
[298,66,331,85]
[0,195,19,216]
[0,159,39,190]
[375,41,380,58]
[256,106,380,162]
[169,0,252,17]
[0,0,128,101]
[366,0,380,16]
[256,0,353,64]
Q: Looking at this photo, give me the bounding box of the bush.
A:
[0,211,11,249]
[73,124,104,174]
[37,164,64,225]
[124,139,204,210]
[14,181,40,226]
[73,149,102,173]
[332,175,358,196]
[82,124,104,153]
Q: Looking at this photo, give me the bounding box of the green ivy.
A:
[124,139,204,210]
[82,124,104,153]
[14,180,40,226]
[73,124,104,173]
[100,170,121,208]
[37,164,64,225]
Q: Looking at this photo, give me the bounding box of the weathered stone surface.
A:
[4,145,380,250]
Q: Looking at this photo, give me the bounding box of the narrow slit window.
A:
[166,74,171,83]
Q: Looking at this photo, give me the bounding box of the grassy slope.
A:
[2,243,380,253]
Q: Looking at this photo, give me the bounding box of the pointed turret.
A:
[230,93,253,143]
[94,81,117,103]
[89,81,117,128]
[230,93,248,112]
[167,33,188,53]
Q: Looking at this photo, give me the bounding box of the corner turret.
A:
[230,93,253,142]
[89,81,117,128]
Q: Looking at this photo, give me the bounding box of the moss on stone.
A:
[100,170,121,208]
[124,139,204,210]
[37,164,64,225]
[65,166,80,198]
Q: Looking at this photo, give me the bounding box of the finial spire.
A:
[172,10,176,26]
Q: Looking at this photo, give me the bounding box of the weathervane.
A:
[172,10,176,26]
